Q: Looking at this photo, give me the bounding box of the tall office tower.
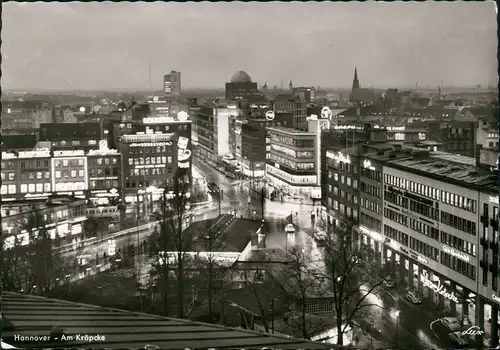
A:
[164,70,181,96]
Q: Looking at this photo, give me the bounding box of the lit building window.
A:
[28,184,35,193]
[21,184,28,193]
[44,183,51,192]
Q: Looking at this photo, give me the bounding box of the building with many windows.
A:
[39,123,103,152]
[86,141,121,205]
[265,127,321,200]
[163,70,181,96]
[323,144,499,347]
[2,196,87,249]
[271,94,308,130]
[117,112,192,203]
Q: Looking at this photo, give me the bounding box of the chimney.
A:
[475,144,482,167]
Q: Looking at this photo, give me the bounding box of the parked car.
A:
[383,277,396,288]
[405,290,422,304]
[439,317,462,332]
[449,331,469,346]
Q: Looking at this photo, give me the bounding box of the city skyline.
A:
[2,1,498,91]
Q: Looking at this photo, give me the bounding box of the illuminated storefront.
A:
[2,198,87,248]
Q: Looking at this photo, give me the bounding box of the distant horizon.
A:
[2,2,497,91]
[3,85,498,95]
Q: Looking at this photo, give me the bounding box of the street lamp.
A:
[390,309,400,348]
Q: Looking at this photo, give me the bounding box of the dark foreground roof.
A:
[2,292,339,349]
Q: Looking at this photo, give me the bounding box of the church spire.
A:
[352,67,360,90]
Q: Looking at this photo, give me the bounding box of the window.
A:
[44,183,51,192]
[8,185,16,194]
[36,183,43,192]
[8,173,15,181]
[21,184,28,193]
[28,184,35,193]
[56,171,61,179]
[71,170,77,177]
[78,170,84,177]
[44,172,50,179]
[36,172,42,179]
[63,160,68,167]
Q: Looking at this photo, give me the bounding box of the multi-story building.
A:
[1,152,21,199]
[39,123,102,152]
[117,112,192,201]
[271,94,308,130]
[324,144,499,347]
[86,141,121,204]
[146,95,187,120]
[1,101,52,131]
[2,196,87,248]
[265,127,321,199]
[292,86,315,103]
[427,120,478,158]
[1,149,52,200]
[193,104,242,164]
[164,70,181,96]
[51,150,88,196]
[225,71,260,101]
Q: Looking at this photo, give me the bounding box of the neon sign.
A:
[53,150,85,157]
[421,271,458,303]
[321,106,332,119]
[130,142,173,148]
[443,245,470,262]
[265,111,275,121]
[363,160,375,170]
[490,196,499,205]
[326,151,351,164]
[417,256,428,264]
[462,326,484,336]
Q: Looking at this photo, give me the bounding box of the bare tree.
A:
[149,172,191,318]
[314,218,388,345]
[1,207,65,296]
[241,265,281,334]
[279,246,330,340]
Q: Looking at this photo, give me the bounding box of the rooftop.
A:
[366,150,498,193]
[267,126,316,136]
[2,292,337,349]
[185,215,261,253]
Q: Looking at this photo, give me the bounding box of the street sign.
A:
[107,239,116,256]
[286,214,293,223]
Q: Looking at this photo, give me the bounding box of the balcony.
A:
[490,241,499,251]
[490,218,498,229]
[489,263,498,273]
[480,215,489,225]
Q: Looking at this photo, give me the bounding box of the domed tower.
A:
[225,70,259,101]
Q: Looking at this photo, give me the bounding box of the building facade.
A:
[323,145,499,347]
[271,94,308,130]
[2,197,87,249]
[225,71,260,101]
[117,113,192,202]
[164,70,181,96]
[265,127,321,199]
[39,123,102,152]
